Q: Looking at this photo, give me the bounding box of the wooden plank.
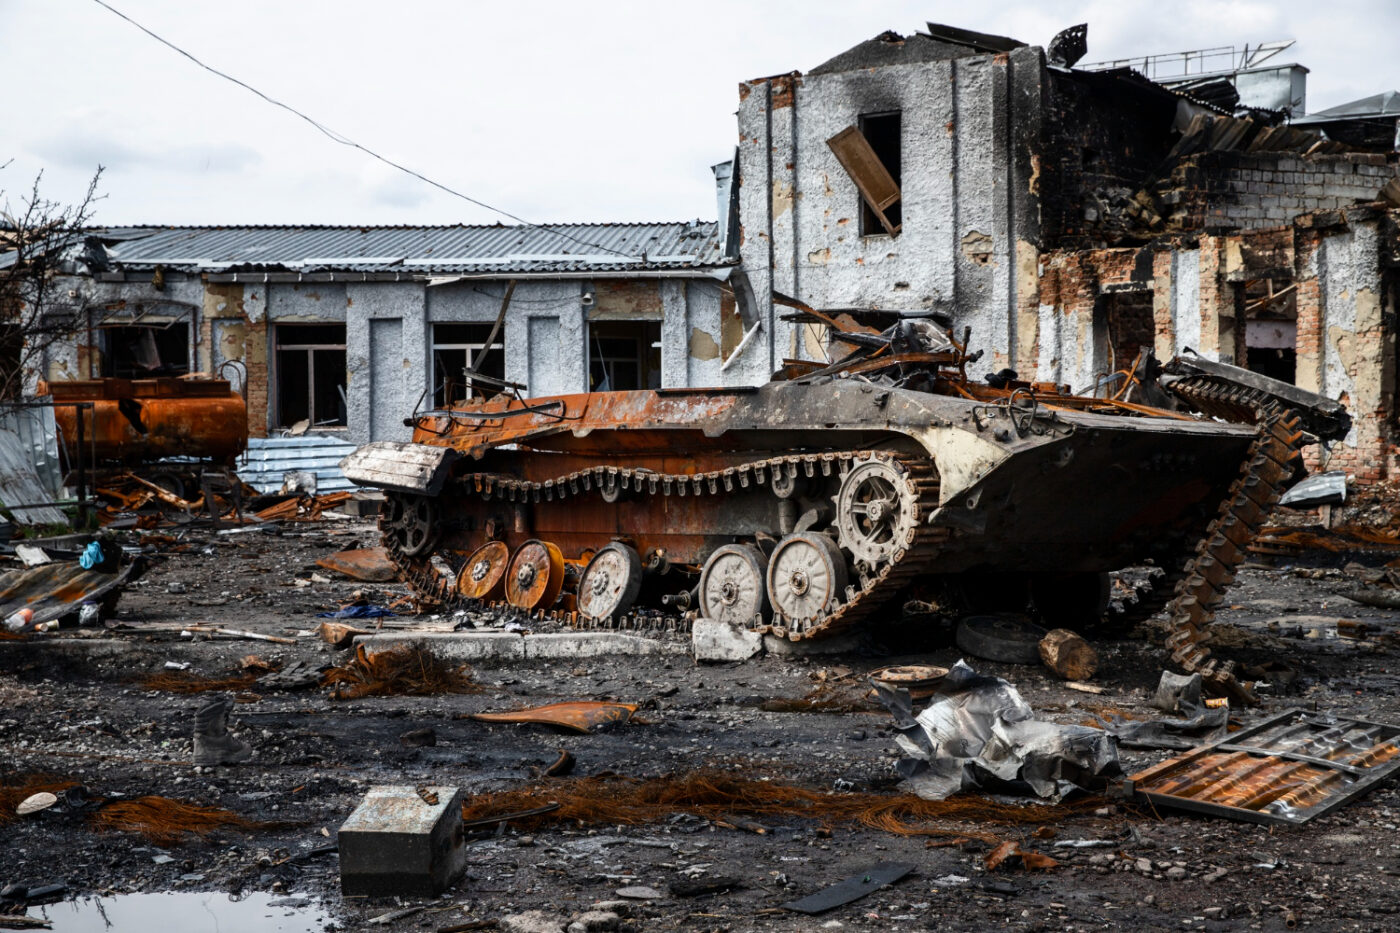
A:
[826,126,902,235]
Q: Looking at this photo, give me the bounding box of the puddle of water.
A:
[29,891,331,932]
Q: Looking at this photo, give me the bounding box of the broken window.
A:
[275,323,346,428]
[589,321,661,391]
[432,323,504,407]
[827,112,902,237]
[1239,279,1296,384]
[99,322,190,378]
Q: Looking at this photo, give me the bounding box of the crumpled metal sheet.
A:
[469,701,638,734]
[1279,470,1347,509]
[1101,671,1230,750]
[0,558,142,626]
[874,660,1120,801]
[0,416,66,525]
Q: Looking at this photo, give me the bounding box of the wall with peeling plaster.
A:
[736,42,1044,376]
[1036,210,1400,480]
[41,271,735,447]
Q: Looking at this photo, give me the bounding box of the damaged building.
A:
[734,23,1400,480]
[14,22,1400,485]
[26,219,739,447]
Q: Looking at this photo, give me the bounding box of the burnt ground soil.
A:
[5,517,1400,931]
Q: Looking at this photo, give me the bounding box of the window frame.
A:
[431,322,505,406]
[273,323,347,430]
[588,320,662,392]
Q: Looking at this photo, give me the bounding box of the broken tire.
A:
[955,613,1046,665]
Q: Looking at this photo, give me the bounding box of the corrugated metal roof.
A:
[98,221,730,275]
[1296,90,1400,123]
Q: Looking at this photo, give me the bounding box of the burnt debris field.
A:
[5,489,1400,932]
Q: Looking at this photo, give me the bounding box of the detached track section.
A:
[380,450,945,640]
[1158,376,1306,704]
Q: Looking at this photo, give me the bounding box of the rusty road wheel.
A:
[457,541,510,602]
[766,532,848,629]
[505,539,565,611]
[386,493,439,557]
[577,542,643,622]
[699,543,770,627]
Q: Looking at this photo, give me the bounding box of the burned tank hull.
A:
[343,332,1348,701]
[348,381,1251,573]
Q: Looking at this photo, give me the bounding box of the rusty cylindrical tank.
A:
[39,377,248,466]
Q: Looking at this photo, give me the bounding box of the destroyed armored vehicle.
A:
[343,299,1349,701]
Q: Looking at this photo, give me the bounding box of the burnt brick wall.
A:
[1166,152,1400,231]
[1040,71,1180,249]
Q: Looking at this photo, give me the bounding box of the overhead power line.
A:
[89,0,640,260]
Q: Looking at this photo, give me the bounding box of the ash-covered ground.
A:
[4,516,1400,932]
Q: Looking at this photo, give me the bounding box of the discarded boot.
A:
[193,697,253,765]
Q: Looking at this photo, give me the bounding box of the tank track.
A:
[380,450,946,641]
[1153,376,1306,704]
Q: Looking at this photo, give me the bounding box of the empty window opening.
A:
[275,323,346,428]
[827,111,902,237]
[1103,290,1155,375]
[1240,279,1296,384]
[432,323,504,407]
[100,322,190,378]
[589,321,661,392]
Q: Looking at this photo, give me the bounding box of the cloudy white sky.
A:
[3,1,1398,228]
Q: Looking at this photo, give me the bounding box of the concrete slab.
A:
[355,632,525,661]
[692,619,764,662]
[354,631,681,662]
[522,632,681,659]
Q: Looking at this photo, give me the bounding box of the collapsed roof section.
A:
[791,22,1399,249]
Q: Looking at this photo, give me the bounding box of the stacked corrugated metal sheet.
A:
[237,435,358,495]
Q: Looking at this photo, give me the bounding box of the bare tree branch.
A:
[0,166,106,405]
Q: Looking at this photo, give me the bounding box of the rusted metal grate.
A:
[1126,710,1400,825]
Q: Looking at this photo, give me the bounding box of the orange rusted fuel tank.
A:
[343,303,1351,702]
[39,377,247,466]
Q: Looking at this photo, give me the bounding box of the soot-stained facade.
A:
[734,23,1400,479]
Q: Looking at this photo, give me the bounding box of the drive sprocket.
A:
[833,456,921,568]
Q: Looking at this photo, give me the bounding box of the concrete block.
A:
[522,632,679,659]
[354,632,526,661]
[692,619,764,662]
[339,785,466,897]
